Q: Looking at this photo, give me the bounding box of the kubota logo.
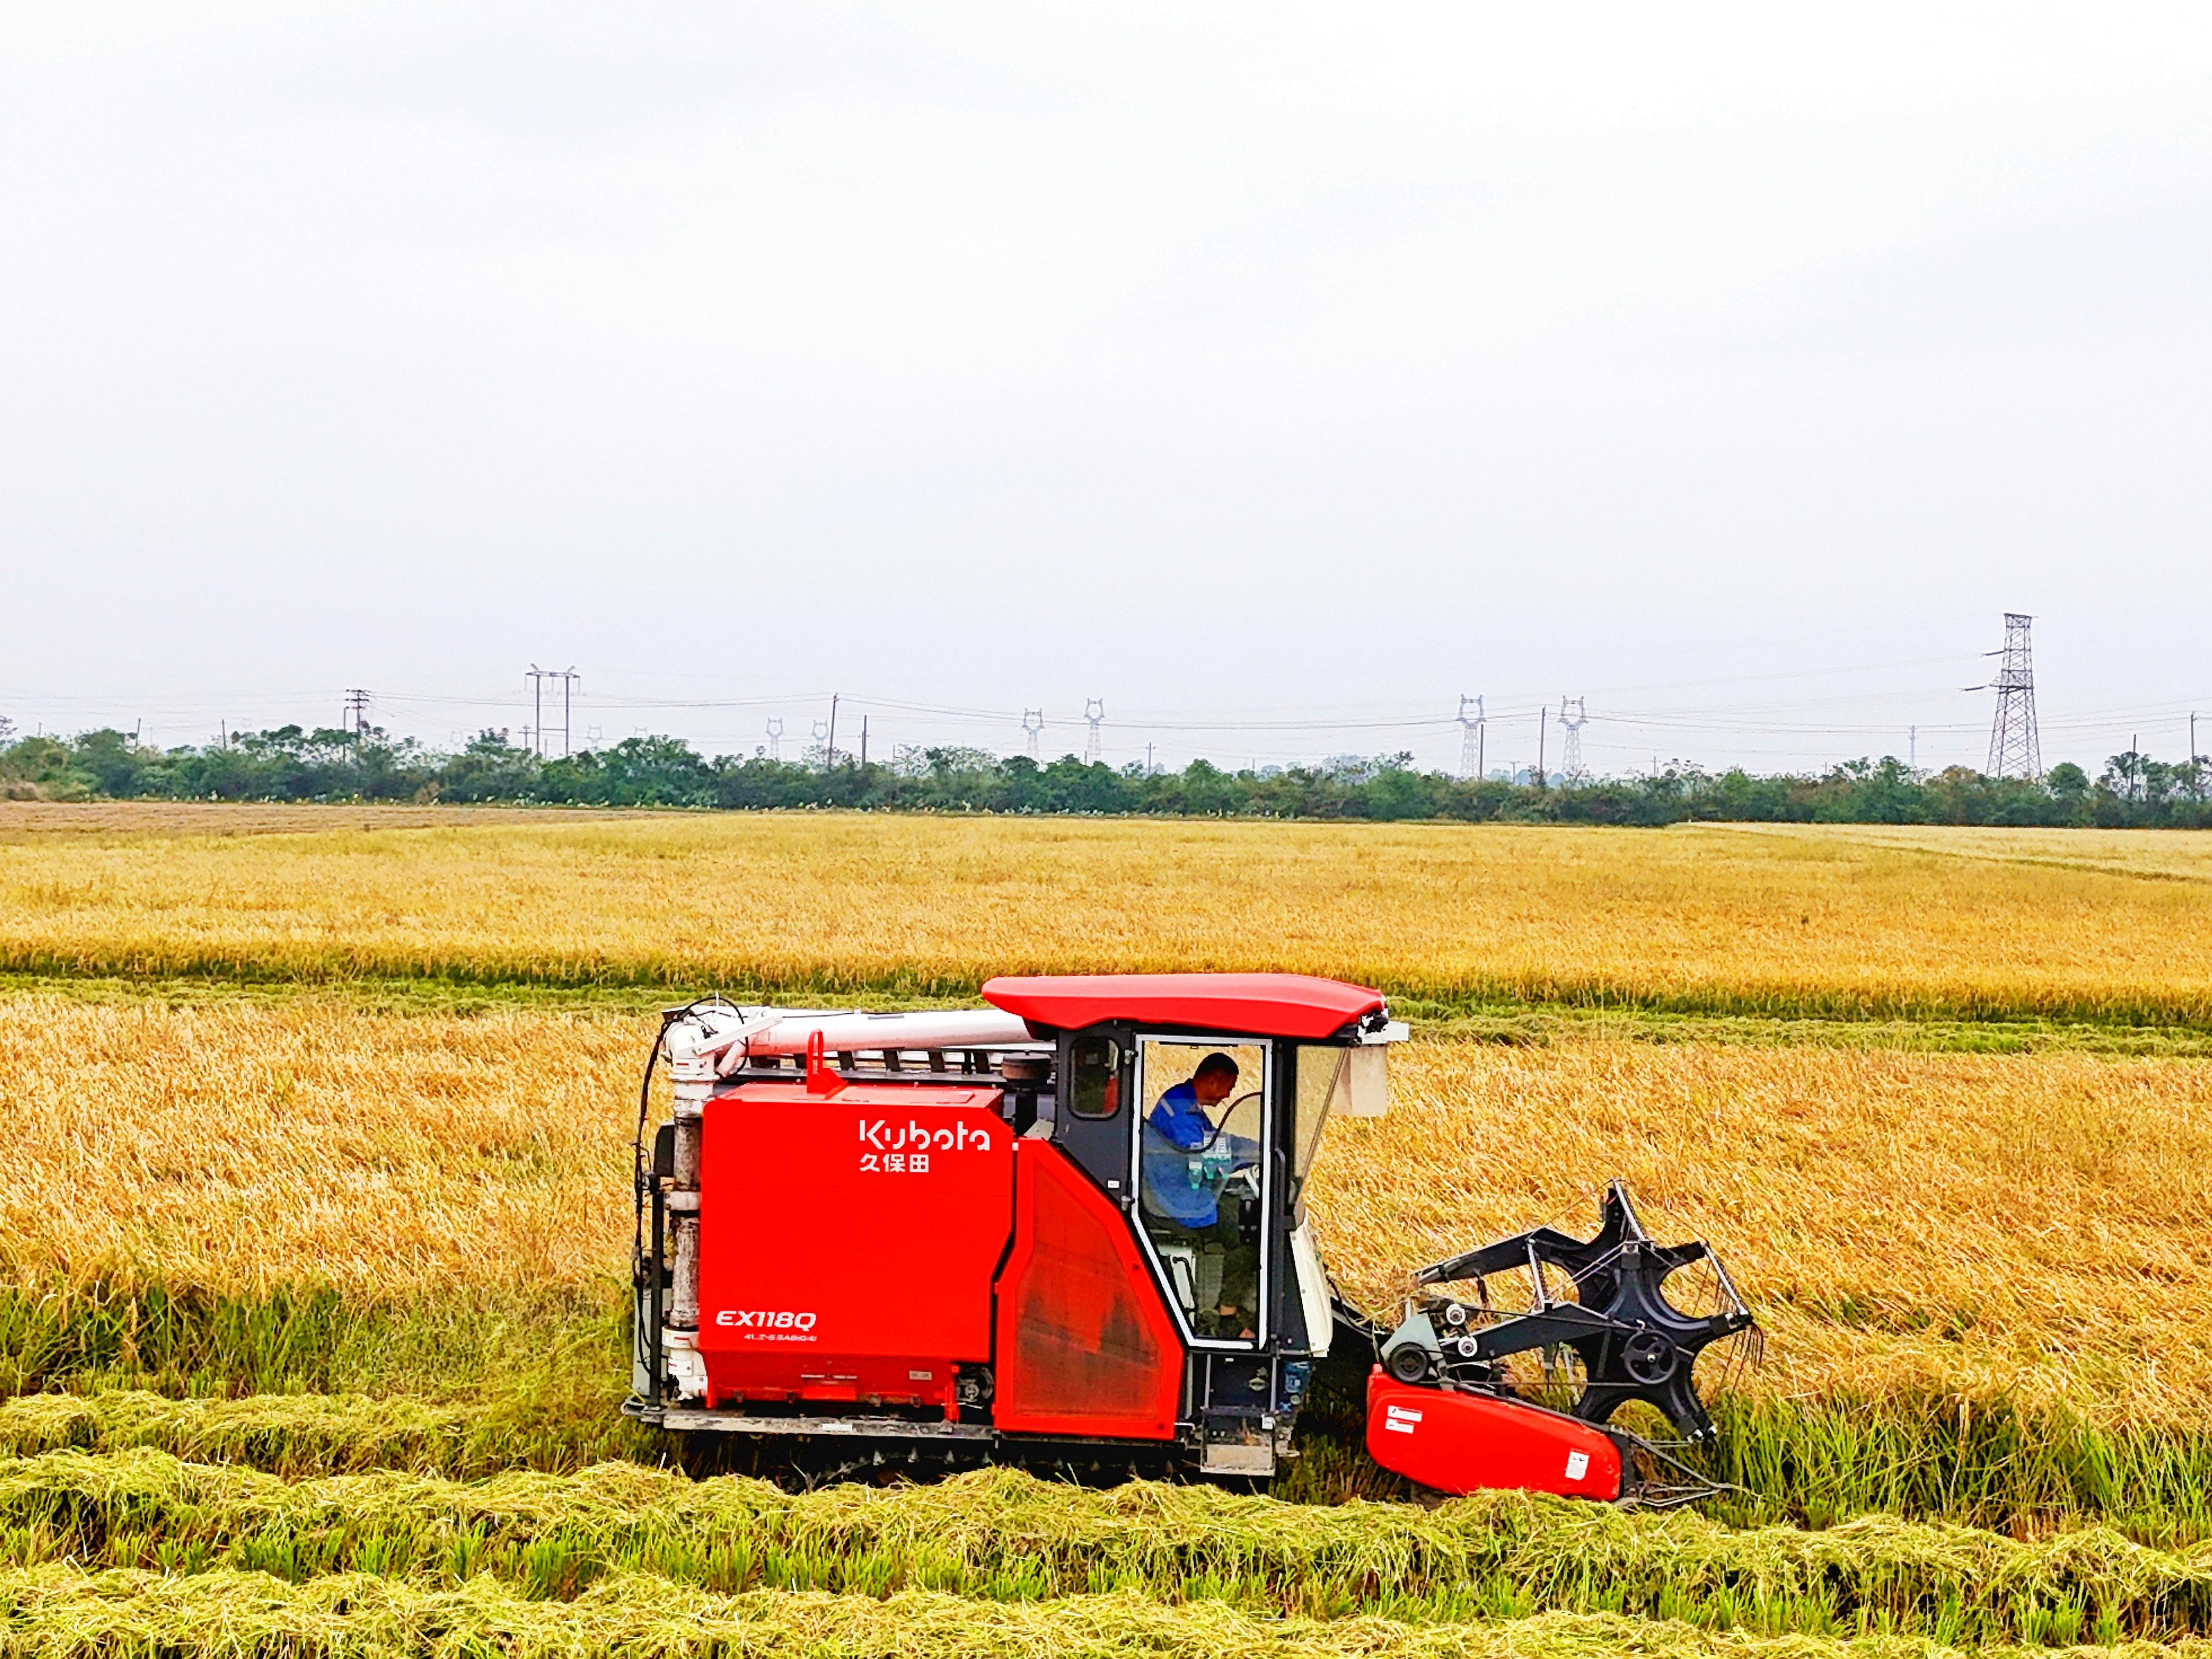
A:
[715,1310,818,1332]
[859,1119,992,1152]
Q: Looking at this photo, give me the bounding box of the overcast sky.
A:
[4,4,2208,774]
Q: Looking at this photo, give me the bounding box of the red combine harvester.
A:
[628,974,1757,1501]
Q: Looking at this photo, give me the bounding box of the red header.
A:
[980,972,1383,1040]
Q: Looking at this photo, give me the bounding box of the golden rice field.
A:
[4,804,2212,1024]
[8,996,2212,1428]
[7,802,2212,1655]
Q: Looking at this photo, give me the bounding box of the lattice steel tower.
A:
[1457,694,1485,779]
[1558,696,1588,783]
[1022,708,1044,760]
[1985,613,2042,779]
[1083,698,1105,765]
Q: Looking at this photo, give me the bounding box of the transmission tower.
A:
[1982,613,2042,779]
[524,665,555,758]
[1457,694,1485,779]
[1083,698,1105,765]
[544,666,578,757]
[1021,708,1044,760]
[341,688,371,737]
[1558,697,1588,783]
[809,719,829,768]
[765,717,784,762]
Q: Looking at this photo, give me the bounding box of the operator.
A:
[1141,1052,1260,1339]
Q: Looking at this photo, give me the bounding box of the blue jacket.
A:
[1142,1081,1254,1226]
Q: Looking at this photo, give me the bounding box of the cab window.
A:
[1135,1038,1266,1343]
[1066,1033,1122,1119]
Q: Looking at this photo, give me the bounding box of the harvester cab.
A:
[628,972,1756,1500]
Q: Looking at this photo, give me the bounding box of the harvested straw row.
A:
[8,1451,2212,1641]
[0,1382,651,1485]
[13,1567,2183,1659]
[10,1386,2212,1544]
[0,1393,477,1480]
[6,812,2212,1026]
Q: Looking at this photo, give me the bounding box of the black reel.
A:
[1382,1182,1758,1443]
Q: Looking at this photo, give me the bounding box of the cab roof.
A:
[980,972,1385,1041]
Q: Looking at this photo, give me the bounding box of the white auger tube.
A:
[738,1008,1038,1058]
[662,1005,1040,1076]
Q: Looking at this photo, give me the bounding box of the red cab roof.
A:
[980,972,1385,1040]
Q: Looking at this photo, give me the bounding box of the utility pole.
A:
[1457,694,1485,780]
[342,688,371,738]
[1536,705,1547,788]
[1558,696,1588,783]
[1909,725,1918,775]
[1980,613,2042,779]
[1145,741,1155,776]
[1022,708,1044,760]
[860,716,868,767]
[1083,697,1105,765]
[826,695,839,766]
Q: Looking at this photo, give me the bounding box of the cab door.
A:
[1129,1035,1272,1350]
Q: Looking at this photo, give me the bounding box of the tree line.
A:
[2,720,2208,827]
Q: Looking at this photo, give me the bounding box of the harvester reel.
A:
[1384,1182,1757,1444]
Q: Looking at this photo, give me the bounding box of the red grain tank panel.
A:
[696,1081,1013,1410]
[993,1140,1183,1439]
[1365,1371,1624,1500]
[981,973,1383,1040]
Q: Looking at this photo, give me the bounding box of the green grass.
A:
[29,946,2196,1030]
[0,1286,647,1477]
[1710,1393,2212,1544]
[9,1450,2212,1644]
[0,1282,610,1408]
[17,1283,2212,1543]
